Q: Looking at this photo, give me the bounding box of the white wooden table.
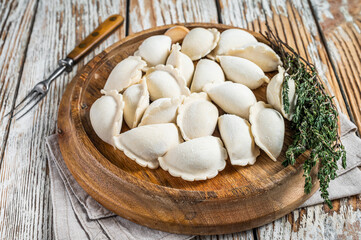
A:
[0,0,360,239]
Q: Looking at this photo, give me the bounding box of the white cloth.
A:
[46,136,191,240]
[46,113,361,239]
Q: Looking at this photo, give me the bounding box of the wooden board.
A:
[57,23,321,235]
[1,0,359,239]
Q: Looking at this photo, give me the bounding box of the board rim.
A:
[57,23,321,235]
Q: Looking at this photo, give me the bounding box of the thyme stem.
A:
[262,23,346,208]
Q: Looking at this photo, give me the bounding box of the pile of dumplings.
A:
[90,26,297,181]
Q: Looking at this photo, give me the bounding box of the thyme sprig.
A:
[262,25,346,208]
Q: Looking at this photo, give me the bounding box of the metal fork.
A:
[5,14,124,120]
[7,59,73,120]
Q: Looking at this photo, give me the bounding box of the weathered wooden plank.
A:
[0,0,126,239]
[309,0,361,239]
[194,232,254,240]
[128,0,219,34]
[219,0,361,239]
[311,0,361,133]
[0,0,38,163]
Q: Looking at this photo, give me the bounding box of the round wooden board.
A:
[57,23,320,235]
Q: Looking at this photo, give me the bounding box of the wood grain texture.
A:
[128,0,219,34]
[311,0,361,133]
[310,0,361,239]
[218,0,361,239]
[0,0,38,163]
[67,14,124,62]
[0,0,126,239]
[58,23,320,235]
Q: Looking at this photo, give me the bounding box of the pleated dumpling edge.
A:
[249,101,285,162]
[90,90,124,147]
[158,136,228,181]
[145,64,190,101]
[113,123,182,169]
[181,28,220,61]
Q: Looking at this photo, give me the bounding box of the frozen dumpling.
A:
[181,28,220,60]
[267,66,297,120]
[139,96,185,126]
[134,35,172,68]
[190,59,225,93]
[249,101,285,161]
[145,64,190,101]
[203,81,256,119]
[218,114,260,166]
[90,90,124,147]
[103,56,146,92]
[208,28,257,59]
[159,136,227,181]
[166,43,194,86]
[123,79,149,128]
[177,93,218,141]
[228,42,282,72]
[217,56,269,89]
[113,123,182,169]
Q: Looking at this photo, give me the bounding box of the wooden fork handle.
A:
[67,14,124,63]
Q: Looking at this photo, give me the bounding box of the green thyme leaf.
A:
[263,24,346,209]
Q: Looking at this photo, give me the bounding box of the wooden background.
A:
[0,0,360,239]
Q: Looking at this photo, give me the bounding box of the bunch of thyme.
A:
[262,26,346,208]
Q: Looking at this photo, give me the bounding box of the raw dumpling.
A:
[203,81,256,119]
[145,64,190,101]
[139,96,185,126]
[217,56,269,89]
[228,42,282,72]
[181,28,220,60]
[159,136,227,181]
[166,43,194,86]
[134,35,172,68]
[113,123,182,169]
[177,93,218,141]
[208,28,257,59]
[90,90,124,147]
[249,101,285,161]
[267,66,297,120]
[103,56,146,92]
[190,59,225,93]
[123,79,149,128]
[218,114,260,166]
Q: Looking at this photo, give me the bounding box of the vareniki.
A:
[209,28,257,58]
[103,56,146,92]
[145,64,190,101]
[139,96,185,126]
[90,26,287,181]
[249,102,285,161]
[113,123,182,169]
[267,66,297,120]
[177,93,218,141]
[134,35,172,68]
[159,136,227,181]
[181,28,220,60]
[90,90,124,147]
[203,81,256,119]
[218,114,260,166]
[217,55,269,89]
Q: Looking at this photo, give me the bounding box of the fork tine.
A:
[13,93,46,120]
[4,90,37,118]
